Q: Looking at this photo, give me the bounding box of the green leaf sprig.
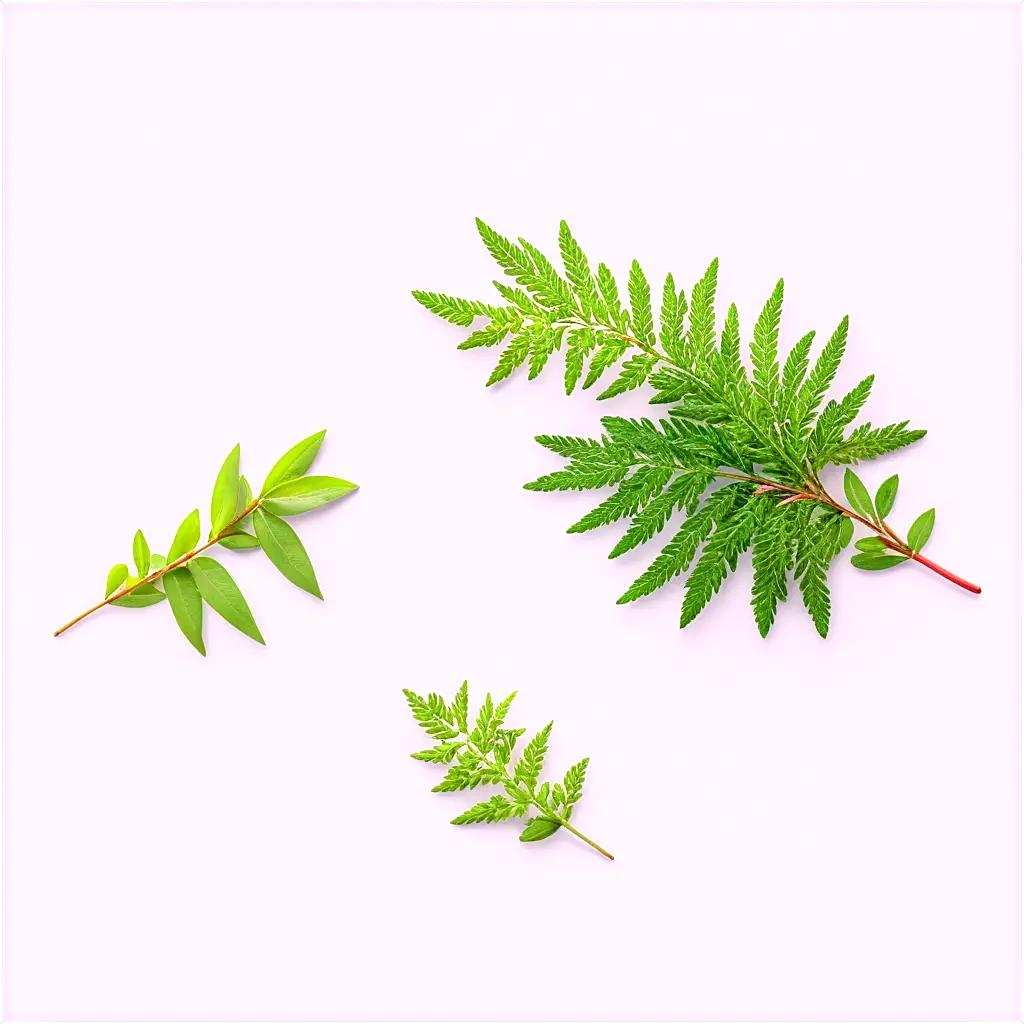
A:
[404,682,613,860]
[414,220,981,637]
[55,431,358,653]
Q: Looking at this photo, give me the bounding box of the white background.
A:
[3,3,1020,1019]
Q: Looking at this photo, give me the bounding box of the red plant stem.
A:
[718,470,981,595]
[905,550,982,594]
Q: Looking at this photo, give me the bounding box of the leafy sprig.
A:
[414,220,980,637]
[55,431,358,653]
[404,682,613,860]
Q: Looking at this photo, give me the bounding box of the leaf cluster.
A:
[68,431,358,653]
[414,220,954,637]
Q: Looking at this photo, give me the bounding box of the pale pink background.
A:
[3,2,1021,1020]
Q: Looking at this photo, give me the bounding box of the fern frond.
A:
[415,222,980,634]
[406,683,613,859]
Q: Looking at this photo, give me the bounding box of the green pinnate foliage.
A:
[405,682,613,860]
[55,431,358,653]
[415,220,981,634]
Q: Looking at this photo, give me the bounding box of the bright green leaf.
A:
[112,584,166,608]
[253,508,322,598]
[854,537,888,553]
[163,568,205,655]
[148,553,166,572]
[843,469,875,522]
[850,553,908,571]
[237,474,253,513]
[907,508,935,552]
[187,556,264,644]
[260,430,327,496]
[132,530,151,576]
[167,509,201,562]
[261,475,358,517]
[105,563,129,597]
[875,475,899,519]
[519,817,561,842]
[837,517,855,549]
[210,444,240,537]
[219,531,260,550]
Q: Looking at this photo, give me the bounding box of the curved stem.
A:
[53,500,261,637]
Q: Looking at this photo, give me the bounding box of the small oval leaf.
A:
[218,531,260,551]
[187,556,264,644]
[843,469,875,522]
[261,475,358,516]
[253,508,322,598]
[907,508,935,553]
[854,537,888,553]
[164,568,205,655]
[519,817,561,843]
[837,516,855,549]
[105,563,129,597]
[112,584,166,608]
[850,553,908,571]
[260,430,327,497]
[875,474,899,519]
[132,530,151,576]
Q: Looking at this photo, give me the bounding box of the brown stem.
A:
[53,500,261,637]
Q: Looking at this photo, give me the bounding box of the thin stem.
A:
[53,500,261,637]
[559,819,615,861]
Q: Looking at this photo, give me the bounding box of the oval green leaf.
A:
[112,584,167,608]
[843,469,875,522]
[187,556,264,644]
[237,474,253,514]
[210,444,241,537]
[875,474,899,519]
[519,817,561,843]
[253,508,322,598]
[854,537,888,553]
[132,529,151,576]
[167,509,201,562]
[105,563,129,597]
[907,508,935,553]
[164,568,205,655]
[260,430,327,497]
[148,553,166,572]
[837,517,855,550]
[219,531,260,551]
[839,516,856,548]
[850,553,909,571]
[262,475,358,516]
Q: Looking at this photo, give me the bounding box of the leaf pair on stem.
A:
[55,431,358,654]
